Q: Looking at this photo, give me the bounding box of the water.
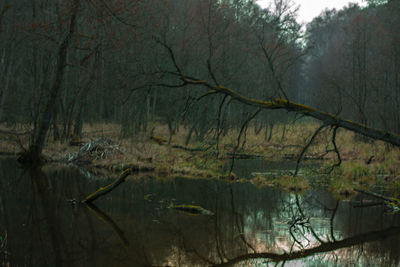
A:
[1,157,400,266]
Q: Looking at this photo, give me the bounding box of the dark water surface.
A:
[1,157,400,266]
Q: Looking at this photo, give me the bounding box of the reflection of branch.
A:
[214,212,228,263]
[229,187,256,253]
[295,195,324,244]
[212,227,400,266]
[330,201,339,242]
[289,226,306,249]
[86,203,130,246]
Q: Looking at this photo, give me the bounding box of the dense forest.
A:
[0,0,399,161]
[2,1,400,266]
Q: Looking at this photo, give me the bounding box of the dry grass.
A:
[1,122,400,190]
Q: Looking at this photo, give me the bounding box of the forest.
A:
[1,0,400,266]
[0,0,400,156]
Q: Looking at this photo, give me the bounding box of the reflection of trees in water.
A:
[1,160,400,266]
[212,226,400,266]
[208,191,400,267]
[0,162,143,266]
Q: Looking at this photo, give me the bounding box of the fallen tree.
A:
[177,76,400,147]
[155,39,400,149]
[84,168,132,203]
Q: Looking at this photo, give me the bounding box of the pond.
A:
[1,157,400,266]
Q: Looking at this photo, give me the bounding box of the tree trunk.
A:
[18,1,79,163]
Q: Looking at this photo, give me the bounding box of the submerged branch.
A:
[83,168,132,203]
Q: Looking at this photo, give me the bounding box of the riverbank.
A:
[1,122,400,196]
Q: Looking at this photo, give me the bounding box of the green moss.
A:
[169,204,214,216]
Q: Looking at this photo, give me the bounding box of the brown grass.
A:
[1,122,400,188]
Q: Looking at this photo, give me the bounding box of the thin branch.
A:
[155,41,400,148]
[92,0,136,28]
[154,38,182,74]
[325,126,342,174]
[330,201,339,242]
[86,203,130,246]
[197,90,218,101]
[294,124,326,177]
[229,108,262,174]
[215,95,229,158]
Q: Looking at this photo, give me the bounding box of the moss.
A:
[169,204,214,216]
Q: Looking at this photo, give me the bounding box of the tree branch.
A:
[156,40,400,148]
[294,124,326,176]
[178,76,400,147]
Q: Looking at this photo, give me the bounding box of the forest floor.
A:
[1,122,400,197]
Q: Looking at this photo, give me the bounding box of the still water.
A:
[1,157,400,266]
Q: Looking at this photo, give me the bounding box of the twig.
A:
[325,126,342,174]
[229,108,261,174]
[294,124,326,176]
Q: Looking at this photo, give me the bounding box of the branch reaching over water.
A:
[181,76,400,147]
[156,40,400,148]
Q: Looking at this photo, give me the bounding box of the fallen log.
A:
[0,129,30,136]
[83,168,132,203]
[225,152,264,159]
[354,188,400,206]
